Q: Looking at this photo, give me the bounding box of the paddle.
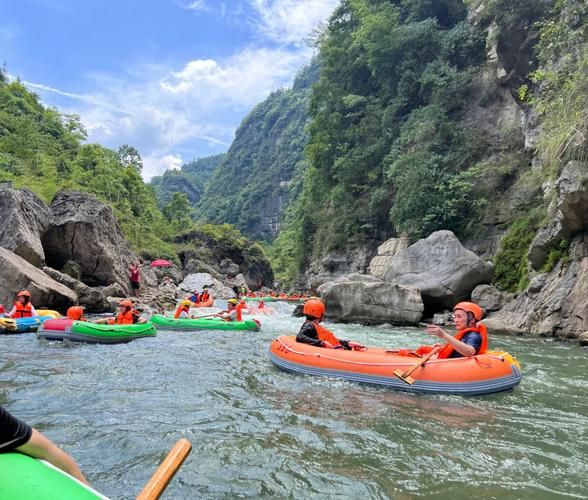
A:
[393,345,442,385]
[136,438,192,500]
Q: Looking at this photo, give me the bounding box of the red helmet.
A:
[119,300,134,309]
[453,302,484,321]
[303,299,325,320]
[67,306,85,321]
[17,290,31,298]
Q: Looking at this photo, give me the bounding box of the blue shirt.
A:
[449,332,482,358]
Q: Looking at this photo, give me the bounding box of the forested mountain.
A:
[193,63,319,239]
[151,153,225,207]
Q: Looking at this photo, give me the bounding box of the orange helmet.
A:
[119,300,134,309]
[17,290,31,298]
[67,306,85,321]
[453,302,484,321]
[303,299,325,320]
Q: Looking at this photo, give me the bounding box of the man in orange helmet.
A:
[8,291,37,318]
[296,298,364,350]
[422,302,488,358]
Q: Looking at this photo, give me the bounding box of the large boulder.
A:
[43,267,109,312]
[318,274,423,325]
[41,191,138,290]
[529,161,588,269]
[177,273,235,299]
[368,237,410,280]
[383,231,494,309]
[484,232,588,339]
[0,188,52,267]
[0,248,77,309]
[471,284,505,312]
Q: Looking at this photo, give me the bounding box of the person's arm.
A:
[30,305,37,316]
[7,305,16,318]
[426,325,476,357]
[16,429,89,485]
[296,322,323,347]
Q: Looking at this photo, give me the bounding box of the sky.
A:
[0,0,339,180]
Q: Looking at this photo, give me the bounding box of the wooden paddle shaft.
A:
[402,345,442,377]
[137,439,192,500]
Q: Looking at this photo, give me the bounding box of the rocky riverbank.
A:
[0,188,274,314]
[312,160,588,344]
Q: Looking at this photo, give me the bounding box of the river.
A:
[1,303,587,499]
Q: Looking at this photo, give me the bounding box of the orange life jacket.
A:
[174,305,190,319]
[234,304,244,322]
[116,310,135,325]
[314,322,342,348]
[13,302,33,318]
[417,326,488,359]
[199,292,210,303]
[258,302,265,310]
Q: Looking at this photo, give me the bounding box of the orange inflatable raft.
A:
[192,298,214,308]
[269,336,522,395]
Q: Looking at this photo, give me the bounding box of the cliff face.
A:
[194,63,319,240]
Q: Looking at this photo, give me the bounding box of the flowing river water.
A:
[1,302,587,499]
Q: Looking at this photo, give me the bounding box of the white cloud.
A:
[249,0,339,45]
[144,153,184,181]
[23,0,339,181]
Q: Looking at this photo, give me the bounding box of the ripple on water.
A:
[0,310,587,499]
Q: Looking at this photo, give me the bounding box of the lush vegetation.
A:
[193,63,318,240]
[151,154,224,208]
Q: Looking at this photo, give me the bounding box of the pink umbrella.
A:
[150,259,172,268]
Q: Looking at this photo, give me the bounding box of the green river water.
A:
[1,302,587,499]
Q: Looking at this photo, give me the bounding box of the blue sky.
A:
[1,0,339,179]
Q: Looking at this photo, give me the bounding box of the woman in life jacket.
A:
[296,299,364,351]
[420,302,488,358]
[8,291,37,319]
[218,299,242,322]
[66,305,86,322]
[96,300,146,325]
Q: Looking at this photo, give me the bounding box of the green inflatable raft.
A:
[151,315,261,331]
[37,319,157,344]
[0,453,108,499]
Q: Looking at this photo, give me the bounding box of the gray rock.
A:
[369,238,411,280]
[61,261,82,281]
[0,248,77,309]
[0,188,52,267]
[219,259,240,277]
[471,284,504,312]
[319,274,423,325]
[101,283,127,298]
[528,273,548,294]
[432,312,453,326]
[529,161,588,269]
[177,273,235,299]
[579,332,588,347]
[43,267,109,312]
[42,191,138,290]
[486,232,588,339]
[383,231,494,309]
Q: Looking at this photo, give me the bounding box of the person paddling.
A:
[8,291,37,318]
[95,300,146,325]
[296,299,364,350]
[174,300,194,319]
[420,302,488,358]
[0,405,89,485]
[218,299,241,322]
